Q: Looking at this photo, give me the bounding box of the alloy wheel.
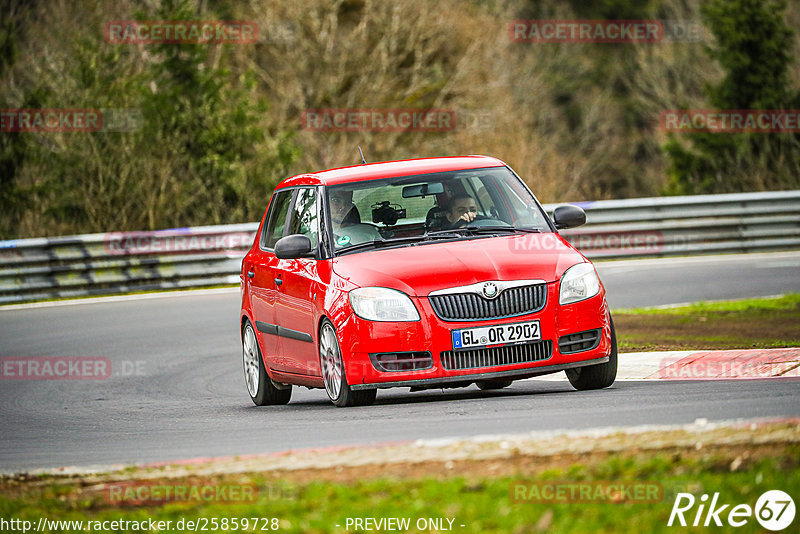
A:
[242,323,260,398]
[319,322,343,400]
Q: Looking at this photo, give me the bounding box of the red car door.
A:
[274,186,323,376]
[247,189,293,372]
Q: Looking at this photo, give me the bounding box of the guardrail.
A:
[560,190,800,258]
[1,190,798,304]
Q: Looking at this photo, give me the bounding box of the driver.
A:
[443,194,478,228]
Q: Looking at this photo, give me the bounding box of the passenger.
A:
[329,189,360,228]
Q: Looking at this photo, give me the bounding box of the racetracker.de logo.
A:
[1,109,102,132]
[1,357,112,380]
[105,482,258,506]
[510,230,665,256]
[510,20,661,43]
[564,231,664,255]
[509,20,704,43]
[661,110,800,133]
[512,480,664,503]
[103,230,255,256]
[301,109,456,132]
[657,352,800,379]
[105,21,258,44]
[0,109,143,133]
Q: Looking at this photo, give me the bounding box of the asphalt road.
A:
[597,251,800,308]
[1,251,799,473]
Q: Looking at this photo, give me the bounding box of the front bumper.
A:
[349,356,609,390]
[338,282,612,389]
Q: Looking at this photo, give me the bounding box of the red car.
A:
[240,155,616,407]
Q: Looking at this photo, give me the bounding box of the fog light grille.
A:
[370,351,433,372]
[558,329,601,354]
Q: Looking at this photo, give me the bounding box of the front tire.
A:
[566,316,618,391]
[319,319,376,407]
[242,320,291,406]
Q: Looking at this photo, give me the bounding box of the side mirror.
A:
[552,205,586,230]
[274,234,314,259]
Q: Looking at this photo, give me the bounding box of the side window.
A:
[262,189,293,249]
[287,188,319,249]
[502,177,551,229]
[464,176,496,218]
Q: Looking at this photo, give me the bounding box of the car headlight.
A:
[349,287,420,322]
[559,263,600,305]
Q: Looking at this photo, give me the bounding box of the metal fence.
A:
[1,190,798,304]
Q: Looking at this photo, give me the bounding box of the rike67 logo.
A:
[669,490,795,531]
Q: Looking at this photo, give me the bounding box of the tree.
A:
[663,0,800,194]
[135,0,300,228]
[0,0,299,237]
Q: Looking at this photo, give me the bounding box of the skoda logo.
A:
[482,282,499,299]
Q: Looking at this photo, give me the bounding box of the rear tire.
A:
[566,315,618,391]
[242,320,292,406]
[476,379,513,390]
[319,319,376,407]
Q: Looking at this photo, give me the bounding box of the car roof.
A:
[277,155,506,188]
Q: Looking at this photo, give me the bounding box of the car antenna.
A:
[357,146,367,164]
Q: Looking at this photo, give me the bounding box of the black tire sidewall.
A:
[566,314,617,390]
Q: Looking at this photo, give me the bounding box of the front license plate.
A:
[451,320,541,351]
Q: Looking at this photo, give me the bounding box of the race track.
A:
[1,251,799,472]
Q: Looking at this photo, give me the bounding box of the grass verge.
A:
[1,422,798,533]
[614,294,800,352]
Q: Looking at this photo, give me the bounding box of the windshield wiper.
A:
[466,225,542,233]
[336,234,455,255]
[337,227,542,254]
[421,230,465,238]
[426,226,542,237]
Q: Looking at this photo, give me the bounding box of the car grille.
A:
[440,340,553,370]
[558,329,601,354]
[429,283,547,321]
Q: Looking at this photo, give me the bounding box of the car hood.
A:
[330,233,586,297]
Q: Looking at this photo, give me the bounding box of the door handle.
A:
[247,270,254,279]
[274,277,283,286]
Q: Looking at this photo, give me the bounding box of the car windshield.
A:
[326,167,553,253]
